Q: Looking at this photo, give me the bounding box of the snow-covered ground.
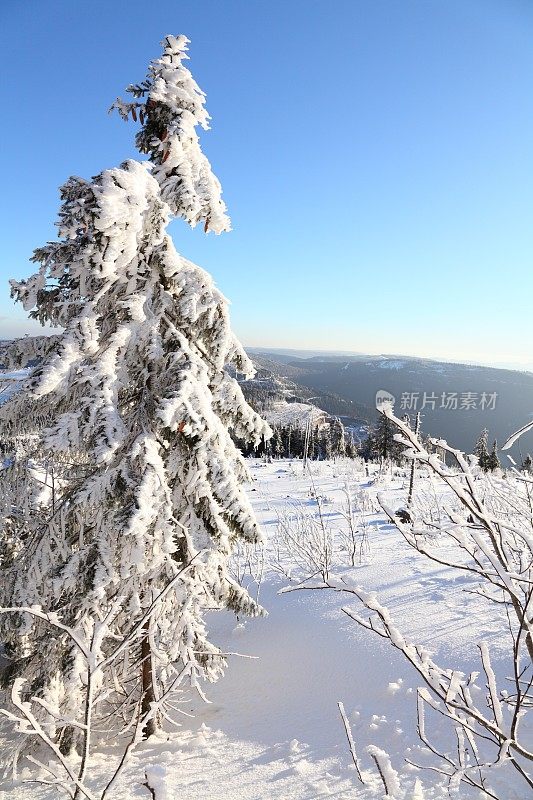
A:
[2,459,526,799]
[262,401,328,429]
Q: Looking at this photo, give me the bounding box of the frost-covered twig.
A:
[366,745,402,799]
[337,701,364,784]
[0,556,202,798]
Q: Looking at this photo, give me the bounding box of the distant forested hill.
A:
[248,350,533,458]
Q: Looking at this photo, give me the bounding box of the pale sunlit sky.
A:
[1,0,532,368]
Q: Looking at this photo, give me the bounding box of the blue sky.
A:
[1,0,532,367]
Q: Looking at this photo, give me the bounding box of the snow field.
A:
[2,458,525,798]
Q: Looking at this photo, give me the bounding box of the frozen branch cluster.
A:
[292,406,533,797]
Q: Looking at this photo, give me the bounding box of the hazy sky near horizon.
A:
[1,0,532,367]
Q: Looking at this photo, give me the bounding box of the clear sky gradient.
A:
[1,0,532,367]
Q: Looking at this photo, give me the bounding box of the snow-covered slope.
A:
[239,356,372,426]
[1,460,522,799]
[262,400,328,429]
[0,369,30,406]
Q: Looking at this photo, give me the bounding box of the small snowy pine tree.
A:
[487,439,500,472]
[330,417,346,458]
[270,427,283,458]
[362,414,402,464]
[474,428,490,472]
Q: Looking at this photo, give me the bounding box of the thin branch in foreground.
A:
[337,701,364,784]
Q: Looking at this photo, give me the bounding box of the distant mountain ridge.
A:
[247,349,533,457]
[248,347,533,374]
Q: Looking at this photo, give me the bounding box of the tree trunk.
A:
[141,620,157,739]
[408,412,421,506]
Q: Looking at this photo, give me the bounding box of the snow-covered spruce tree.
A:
[319,427,332,460]
[360,413,403,465]
[474,427,490,471]
[487,439,501,472]
[0,35,270,758]
[330,417,346,458]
